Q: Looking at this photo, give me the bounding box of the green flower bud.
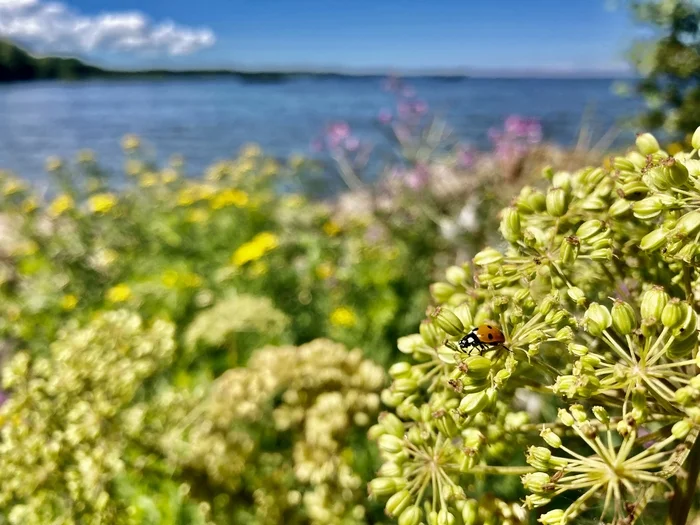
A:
[675,210,700,237]
[453,304,473,329]
[540,428,562,448]
[590,248,612,261]
[379,412,405,438]
[398,506,423,525]
[672,419,693,440]
[378,434,404,455]
[627,150,648,169]
[640,227,668,252]
[385,489,412,517]
[676,386,694,405]
[661,299,684,330]
[663,157,689,187]
[636,132,660,155]
[437,508,456,525]
[393,378,419,394]
[523,472,552,494]
[621,179,650,200]
[539,509,566,525]
[538,294,558,316]
[369,477,397,498]
[569,404,587,423]
[674,303,698,340]
[381,389,405,408]
[641,286,669,323]
[692,126,700,150]
[612,300,637,336]
[558,408,575,427]
[473,248,504,266]
[526,191,547,213]
[576,220,603,240]
[524,494,552,509]
[567,287,586,306]
[389,362,413,379]
[592,406,610,424]
[433,308,465,337]
[420,321,441,348]
[546,187,568,217]
[558,236,579,266]
[500,208,522,243]
[584,302,612,336]
[459,389,491,416]
[632,194,675,220]
[616,420,631,437]
[461,499,478,525]
[555,326,574,343]
[613,157,636,171]
[461,356,492,380]
[378,462,403,477]
[609,198,631,218]
[646,166,672,191]
[430,282,456,303]
[445,265,469,287]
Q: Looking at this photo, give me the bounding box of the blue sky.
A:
[1,0,640,73]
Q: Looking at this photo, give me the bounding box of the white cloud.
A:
[0,0,215,56]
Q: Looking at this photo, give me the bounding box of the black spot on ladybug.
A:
[487,325,492,329]
[488,333,493,340]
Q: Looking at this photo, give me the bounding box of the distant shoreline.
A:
[0,39,636,84]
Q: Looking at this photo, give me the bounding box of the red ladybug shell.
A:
[474,324,505,344]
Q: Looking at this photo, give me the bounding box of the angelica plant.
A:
[369,129,700,525]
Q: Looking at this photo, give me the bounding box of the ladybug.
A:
[458,323,507,354]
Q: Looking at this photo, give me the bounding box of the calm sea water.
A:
[0,77,642,183]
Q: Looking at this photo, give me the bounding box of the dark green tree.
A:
[626,0,700,136]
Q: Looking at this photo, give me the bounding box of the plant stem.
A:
[669,433,700,525]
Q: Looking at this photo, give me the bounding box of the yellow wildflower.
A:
[250,261,268,277]
[139,172,159,188]
[330,307,357,328]
[210,189,249,210]
[283,195,306,208]
[61,294,78,311]
[254,232,279,250]
[241,143,262,158]
[21,197,38,214]
[3,179,25,196]
[323,221,342,236]
[162,270,180,288]
[125,159,144,177]
[77,149,95,164]
[49,193,75,217]
[315,262,335,280]
[289,154,305,170]
[106,284,132,303]
[45,156,63,172]
[231,232,279,267]
[161,168,178,184]
[89,193,117,214]
[182,273,202,288]
[185,208,209,223]
[121,134,141,151]
[205,161,231,181]
[262,159,279,177]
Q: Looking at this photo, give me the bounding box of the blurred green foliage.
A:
[627,0,700,135]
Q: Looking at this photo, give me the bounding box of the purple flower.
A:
[344,136,360,151]
[413,100,428,116]
[456,145,476,168]
[378,109,392,124]
[405,163,430,190]
[402,86,416,98]
[326,122,351,148]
